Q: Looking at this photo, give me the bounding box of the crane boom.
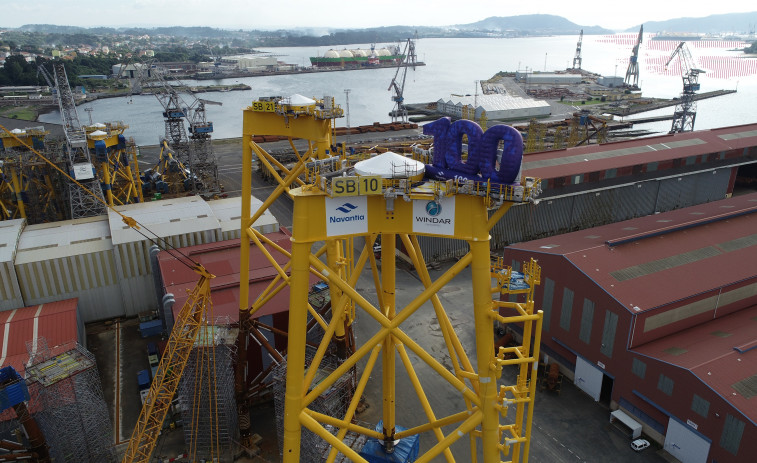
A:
[387,35,417,123]
[624,25,643,88]
[121,265,214,463]
[573,29,583,69]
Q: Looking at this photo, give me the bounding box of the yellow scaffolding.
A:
[240,97,543,462]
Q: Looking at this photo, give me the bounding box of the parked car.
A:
[631,438,650,452]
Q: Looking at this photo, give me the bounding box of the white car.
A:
[631,438,650,452]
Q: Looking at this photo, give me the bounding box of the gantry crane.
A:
[665,42,705,133]
[125,60,221,196]
[624,25,643,89]
[573,29,583,70]
[43,61,144,216]
[51,61,108,219]
[388,36,418,123]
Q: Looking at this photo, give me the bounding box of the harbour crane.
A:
[125,59,222,196]
[624,25,643,89]
[665,41,705,133]
[387,36,418,123]
[573,29,583,70]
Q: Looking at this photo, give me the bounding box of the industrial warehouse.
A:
[501,193,757,463]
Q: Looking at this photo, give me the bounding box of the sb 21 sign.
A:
[422,117,523,185]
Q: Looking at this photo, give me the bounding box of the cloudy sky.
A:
[2,0,755,31]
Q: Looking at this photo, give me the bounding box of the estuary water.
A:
[39,35,757,146]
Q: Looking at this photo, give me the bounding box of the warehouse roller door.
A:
[574,356,603,401]
[664,417,710,463]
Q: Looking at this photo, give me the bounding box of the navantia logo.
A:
[331,202,364,223]
[336,203,358,213]
[425,201,442,216]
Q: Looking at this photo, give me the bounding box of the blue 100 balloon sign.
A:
[422,117,523,186]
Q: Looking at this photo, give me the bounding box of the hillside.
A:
[626,11,757,34]
[456,14,611,35]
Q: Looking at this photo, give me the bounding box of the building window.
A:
[691,394,709,418]
[560,288,574,331]
[542,278,555,332]
[579,299,594,344]
[720,414,745,456]
[647,161,658,172]
[657,374,674,396]
[600,311,618,358]
[631,358,646,379]
[605,168,617,179]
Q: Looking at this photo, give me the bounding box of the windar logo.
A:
[413,197,455,235]
[326,196,367,236]
[425,200,442,216]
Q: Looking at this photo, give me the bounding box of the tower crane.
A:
[573,29,583,70]
[665,41,705,133]
[387,36,417,123]
[624,25,643,89]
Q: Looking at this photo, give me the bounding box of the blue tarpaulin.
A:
[0,366,30,412]
[359,421,419,463]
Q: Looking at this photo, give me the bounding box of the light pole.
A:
[344,89,351,147]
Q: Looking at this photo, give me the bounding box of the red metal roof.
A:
[158,228,301,323]
[508,192,757,313]
[634,304,757,424]
[522,122,757,180]
[0,298,80,376]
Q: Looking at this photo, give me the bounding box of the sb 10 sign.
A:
[422,117,523,186]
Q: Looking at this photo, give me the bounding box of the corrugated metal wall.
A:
[419,169,732,262]
[0,261,24,311]
[15,249,124,322]
[115,230,217,317]
[114,239,156,317]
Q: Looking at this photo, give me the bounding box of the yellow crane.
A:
[121,264,214,462]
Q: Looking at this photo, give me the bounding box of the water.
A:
[39,35,757,146]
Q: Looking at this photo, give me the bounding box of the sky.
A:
[2,0,755,32]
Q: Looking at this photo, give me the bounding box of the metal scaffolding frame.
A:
[177,322,239,461]
[24,338,116,463]
[273,346,358,462]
